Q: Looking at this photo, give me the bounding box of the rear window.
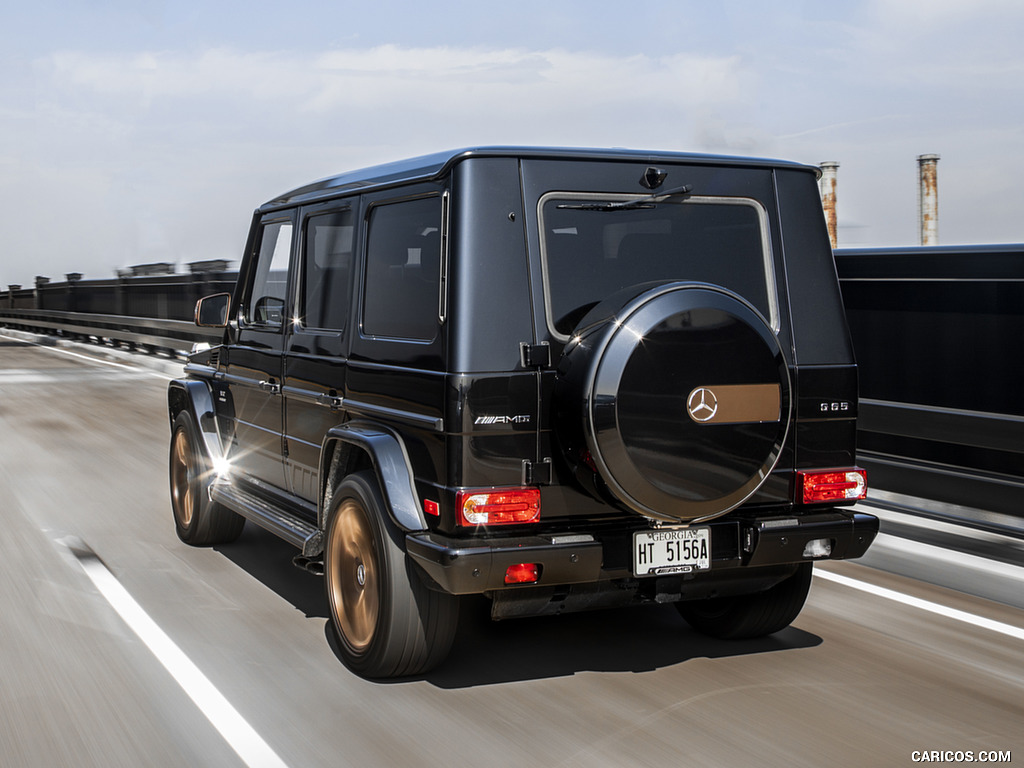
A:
[539,193,778,337]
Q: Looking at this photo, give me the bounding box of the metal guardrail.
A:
[857,399,1024,517]
[0,308,222,352]
[1,265,236,352]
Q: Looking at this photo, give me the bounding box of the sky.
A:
[2,0,1023,287]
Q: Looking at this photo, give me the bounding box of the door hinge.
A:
[520,342,551,369]
[522,458,552,485]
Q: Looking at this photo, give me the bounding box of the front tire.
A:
[169,410,244,546]
[676,563,813,639]
[324,472,458,678]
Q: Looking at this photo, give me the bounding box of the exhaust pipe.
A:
[292,555,325,576]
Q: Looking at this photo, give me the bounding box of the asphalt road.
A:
[1,334,1021,768]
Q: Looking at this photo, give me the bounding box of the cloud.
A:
[2,44,757,283]
[6,14,1024,288]
[45,45,749,120]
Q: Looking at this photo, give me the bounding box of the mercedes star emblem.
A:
[687,387,719,422]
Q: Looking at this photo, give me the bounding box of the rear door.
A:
[282,202,357,504]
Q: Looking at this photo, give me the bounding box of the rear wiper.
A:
[556,184,694,211]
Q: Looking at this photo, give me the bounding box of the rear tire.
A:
[169,411,244,546]
[324,471,458,678]
[676,563,813,639]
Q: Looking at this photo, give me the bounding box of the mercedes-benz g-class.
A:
[168,147,878,678]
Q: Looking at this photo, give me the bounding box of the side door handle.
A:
[259,379,281,395]
[316,392,344,410]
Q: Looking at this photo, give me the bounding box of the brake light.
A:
[798,469,867,504]
[457,488,541,526]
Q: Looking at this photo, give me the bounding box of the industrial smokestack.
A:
[819,161,840,248]
[918,154,940,246]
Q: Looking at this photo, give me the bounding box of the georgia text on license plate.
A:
[633,527,711,576]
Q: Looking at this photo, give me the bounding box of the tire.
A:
[676,563,813,639]
[324,471,458,678]
[169,410,245,546]
[554,282,791,524]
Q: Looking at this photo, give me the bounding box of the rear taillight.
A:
[457,488,541,526]
[798,469,867,504]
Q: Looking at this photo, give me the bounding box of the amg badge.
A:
[474,414,531,425]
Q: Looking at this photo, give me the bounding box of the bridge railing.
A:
[836,244,1024,518]
[1,264,235,352]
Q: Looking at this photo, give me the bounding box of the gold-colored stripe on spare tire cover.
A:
[686,384,781,424]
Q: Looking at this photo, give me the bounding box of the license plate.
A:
[633,527,711,576]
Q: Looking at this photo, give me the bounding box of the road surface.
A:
[1,333,1020,767]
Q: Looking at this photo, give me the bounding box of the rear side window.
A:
[301,209,354,331]
[362,196,442,340]
[539,194,777,337]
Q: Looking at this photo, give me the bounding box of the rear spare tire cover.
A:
[556,282,791,523]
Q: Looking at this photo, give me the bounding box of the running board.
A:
[211,482,322,557]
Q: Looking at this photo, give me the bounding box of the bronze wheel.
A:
[326,497,380,654]
[168,410,244,546]
[170,426,196,528]
[323,471,459,678]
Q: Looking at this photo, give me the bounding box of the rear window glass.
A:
[539,194,777,337]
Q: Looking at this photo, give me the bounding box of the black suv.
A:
[168,147,878,678]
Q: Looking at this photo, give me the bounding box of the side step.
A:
[211,481,322,557]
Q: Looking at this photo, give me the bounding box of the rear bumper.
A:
[406,508,878,596]
[406,532,606,594]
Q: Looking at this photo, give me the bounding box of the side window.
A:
[301,209,354,331]
[362,196,442,340]
[244,218,293,328]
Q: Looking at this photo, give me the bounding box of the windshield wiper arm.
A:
[557,184,694,211]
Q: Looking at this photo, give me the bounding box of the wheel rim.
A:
[327,498,380,654]
[170,428,194,528]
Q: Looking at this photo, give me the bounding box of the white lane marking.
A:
[0,332,174,380]
[67,545,290,768]
[814,568,1024,641]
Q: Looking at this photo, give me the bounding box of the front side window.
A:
[244,218,293,327]
[539,194,777,338]
[301,209,354,331]
[362,196,442,341]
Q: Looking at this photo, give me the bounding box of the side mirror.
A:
[195,293,231,327]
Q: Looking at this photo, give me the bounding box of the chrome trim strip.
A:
[343,398,444,432]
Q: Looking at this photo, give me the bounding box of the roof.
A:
[263,146,820,209]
